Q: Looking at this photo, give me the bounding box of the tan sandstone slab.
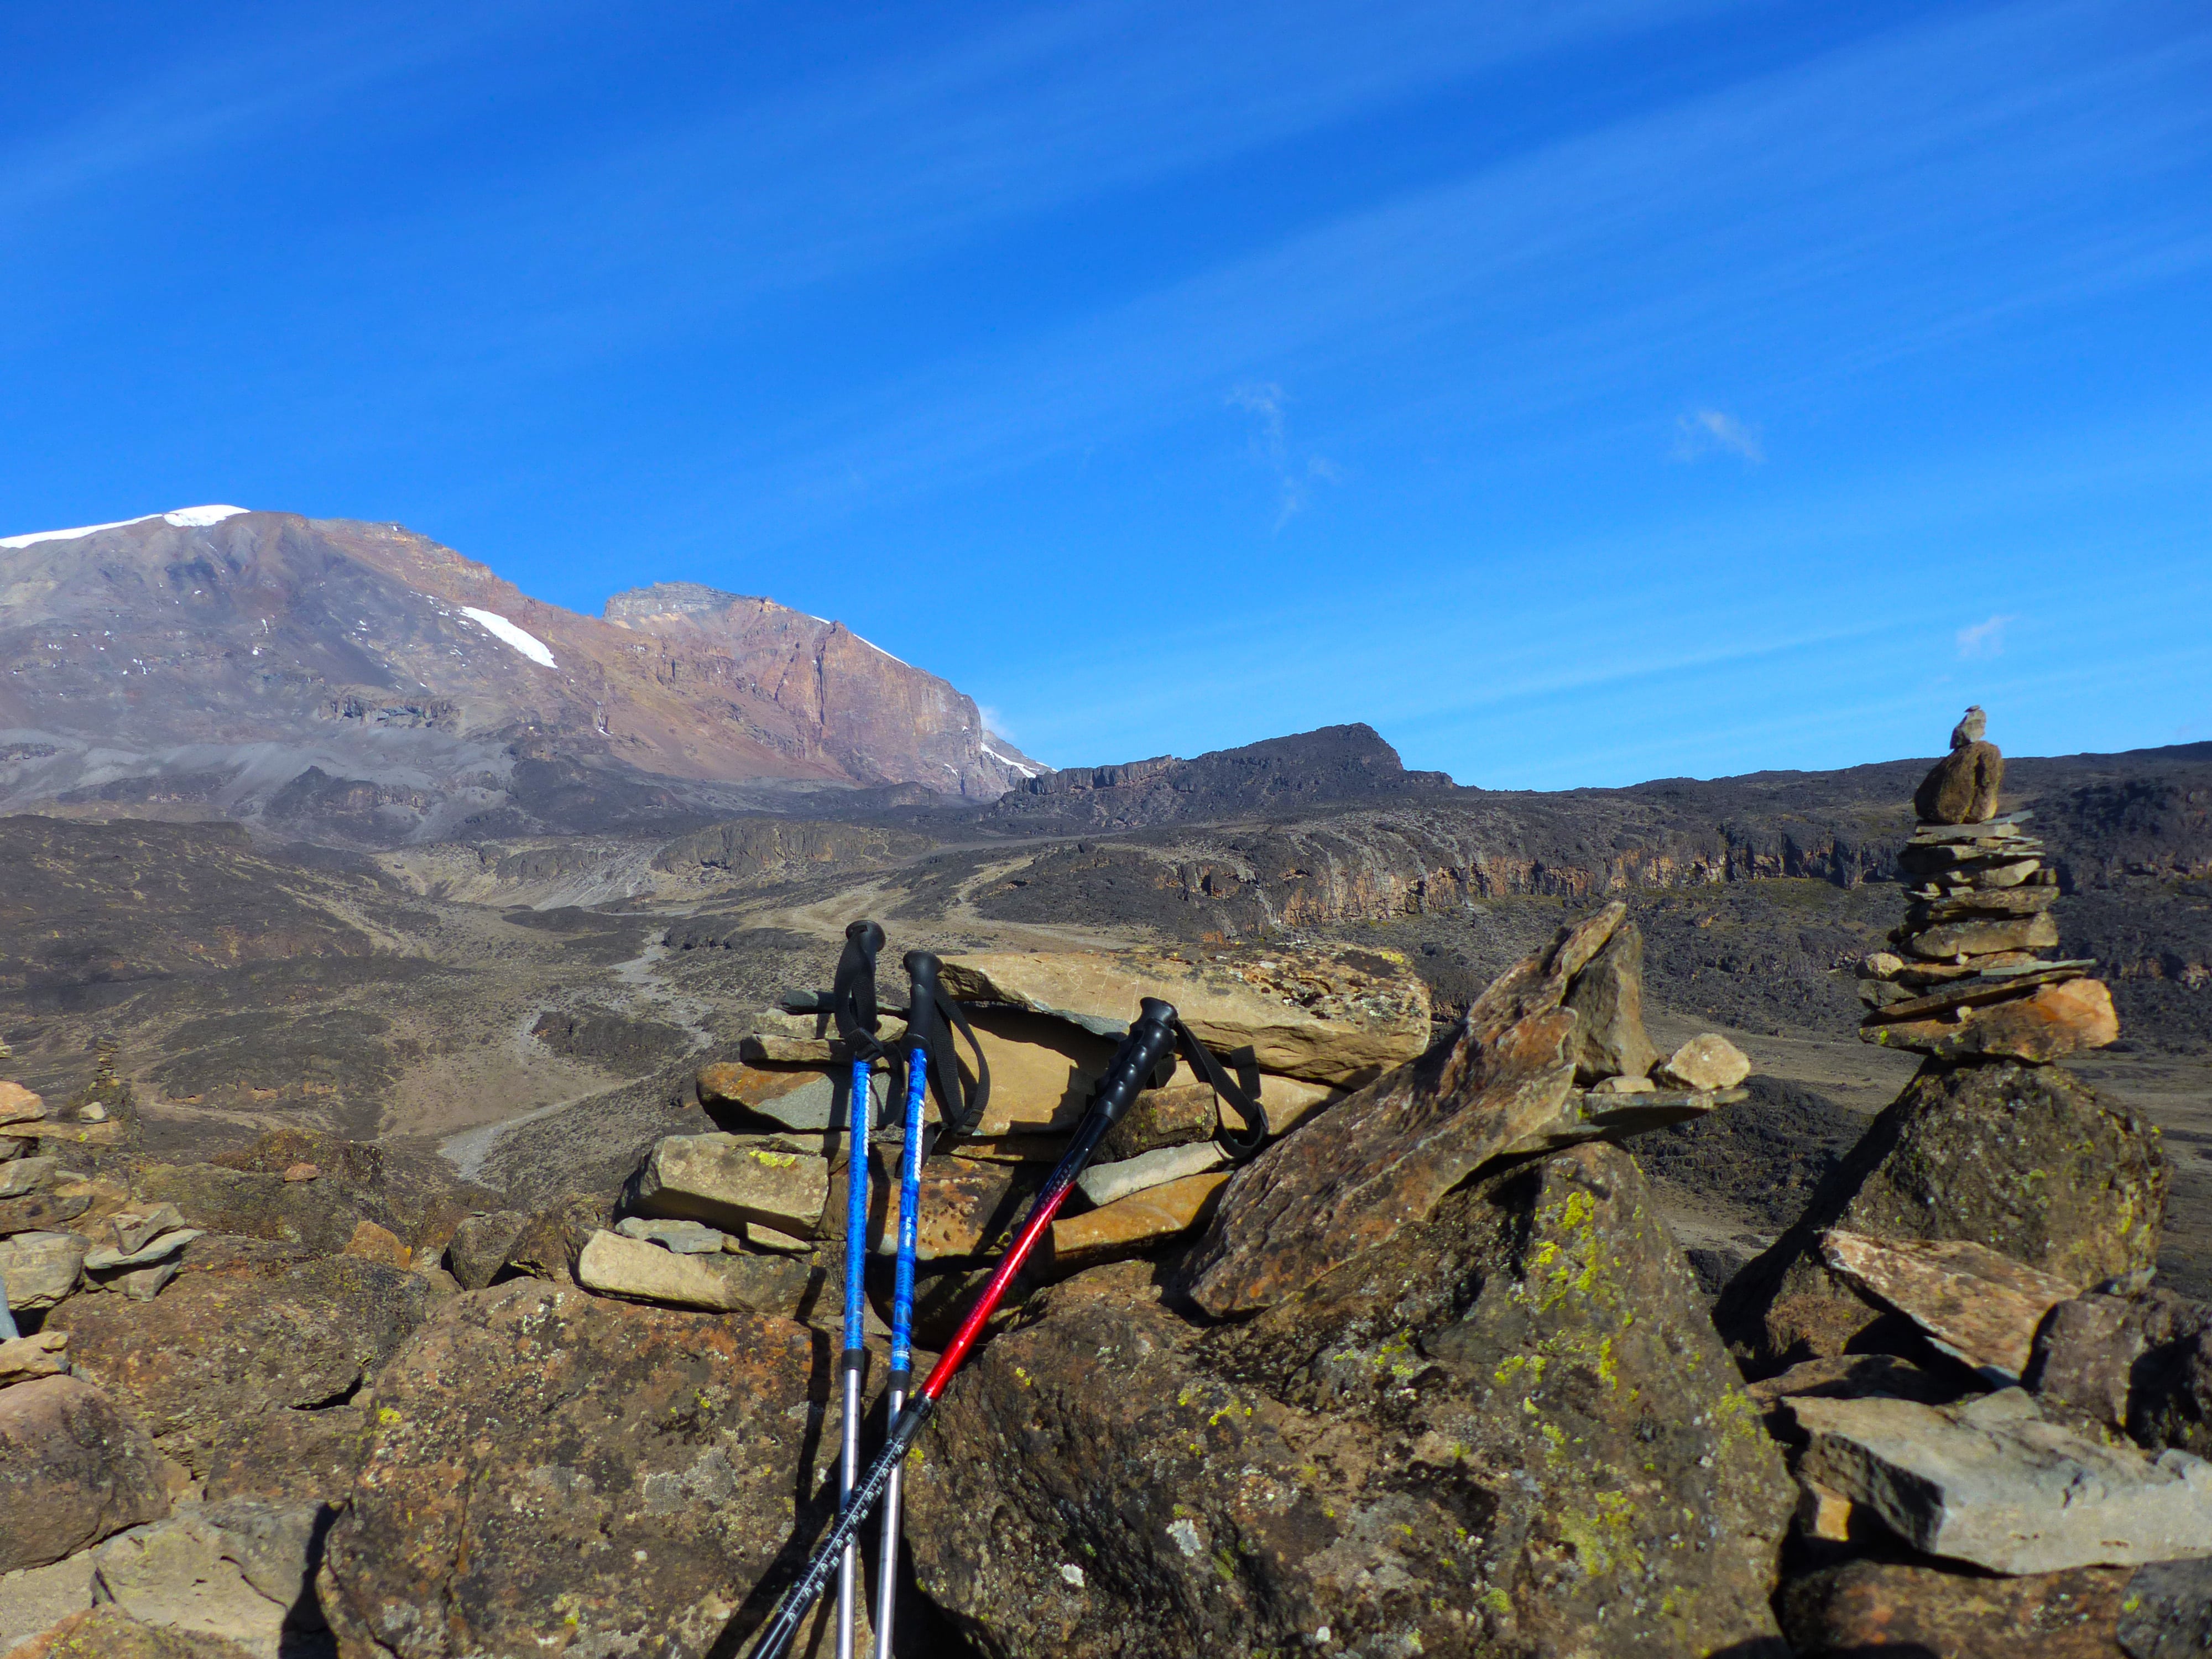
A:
[0,1086,43,1128]
[578,1229,751,1312]
[694,1062,888,1134]
[936,946,1430,1089]
[628,1133,831,1237]
[1819,1230,2079,1380]
[1046,1172,1232,1274]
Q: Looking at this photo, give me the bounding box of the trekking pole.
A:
[872,951,990,1659]
[827,920,887,1659]
[747,994,1269,1659]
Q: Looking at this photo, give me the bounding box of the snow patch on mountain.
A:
[461,606,557,669]
[1,505,249,549]
[982,741,1038,778]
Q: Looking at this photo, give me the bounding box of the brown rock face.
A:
[49,1240,430,1497]
[909,1144,1793,1659]
[0,1375,170,1573]
[1915,739,2006,823]
[1780,1557,2128,1658]
[318,1279,859,1659]
[1718,1060,2167,1373]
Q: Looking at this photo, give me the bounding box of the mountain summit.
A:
[0,509,1042,844]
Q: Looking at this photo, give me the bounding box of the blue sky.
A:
[3,0,2206,787]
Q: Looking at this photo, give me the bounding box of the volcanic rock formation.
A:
[0,508,1042,844]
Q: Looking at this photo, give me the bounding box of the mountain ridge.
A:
[0,508,1045,845]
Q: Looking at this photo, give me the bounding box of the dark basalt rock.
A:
[49,1240,429,1499]
[1717,1059,2168,1374]
[317,1278,862,1659]
[906,1141,1793,1659]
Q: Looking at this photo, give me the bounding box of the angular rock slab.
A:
[694,1060,889,1133]
[2120,1555,2212,1659]
[935,944,1432,1088]
[0,1083,41,1126]
[441,1209,528,1290]
[910,1141,1793,1659]
[0,1375,170,1574]
[0,1231,85,1311]
[1718,1058,2166,1372]
[1562,919,1658,1083]
[1044,1172,1232,1275]
[1797,1390,2212,1573]
[1820,1229,2080,1380]
[1898,910,2062,959]
[1177,905,1625,1317]
[626,1131,830,1237]
[0,1329,70,1385]
[0,1159,59,1200]
[1864,977,2120,1063]
[318,1278,868,1659]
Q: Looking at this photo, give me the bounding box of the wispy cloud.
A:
[1229,383,1339,528]
[1956,614,2016,659]
[1673,408,1766,464]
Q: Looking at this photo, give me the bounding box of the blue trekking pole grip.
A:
[828,920,886,1659]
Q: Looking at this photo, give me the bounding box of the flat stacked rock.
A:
[606,931,1757,1324]
[1858,713,2117,1063]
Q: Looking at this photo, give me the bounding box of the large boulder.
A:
[48,1238,429,1501]
[1717,1058,2167,1373]
[0,1375,170,1573]
[907,1142,1794,1659]
[317,1279,864,1658]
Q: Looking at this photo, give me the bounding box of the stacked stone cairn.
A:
[1855,704,2119,1064]
[581,936,1754,1328]
[1719,708,2212,1655]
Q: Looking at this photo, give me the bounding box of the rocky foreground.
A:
[2,727,2210,1657]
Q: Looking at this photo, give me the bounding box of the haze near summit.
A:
[3,0,2206,786]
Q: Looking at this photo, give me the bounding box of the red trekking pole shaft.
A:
[745,998,1185,1659]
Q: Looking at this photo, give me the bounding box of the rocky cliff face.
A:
[603,581,1040,800]
[0,510,1042,846]
[968,744,2212,936]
